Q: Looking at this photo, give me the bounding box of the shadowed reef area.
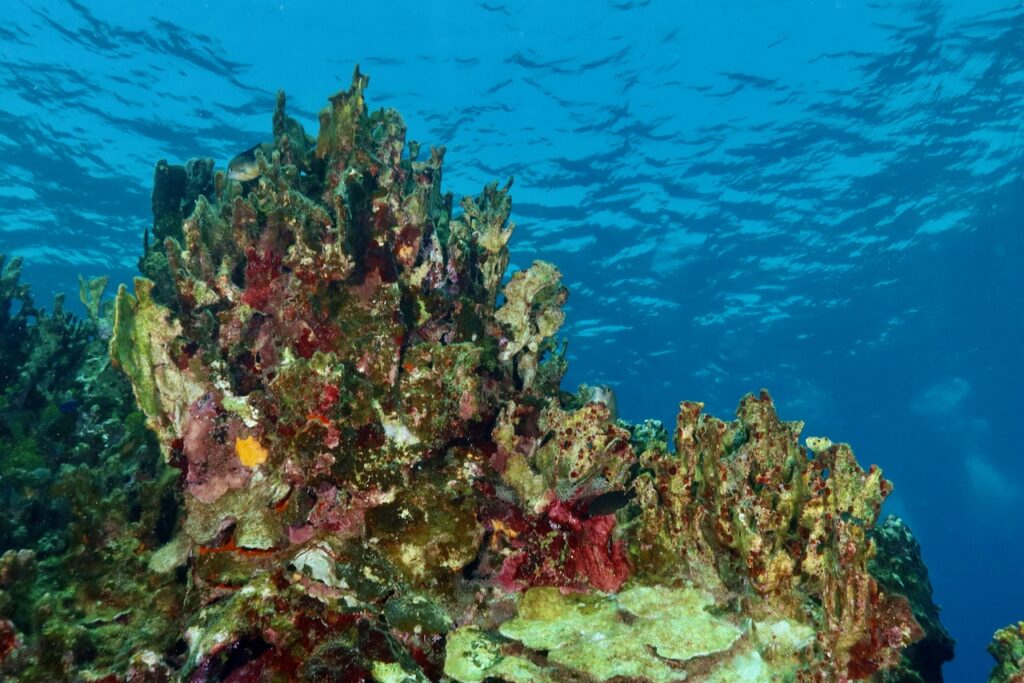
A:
[3,68,1014,682]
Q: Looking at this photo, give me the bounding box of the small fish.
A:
[58,400,81,414]
[579,384,618,421]
[805,436,833,453]
[584,488,635,518]
[228,142,273,181]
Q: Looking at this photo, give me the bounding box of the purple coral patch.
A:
[182,394,250,503]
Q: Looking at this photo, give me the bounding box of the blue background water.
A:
[1,1,1021,679]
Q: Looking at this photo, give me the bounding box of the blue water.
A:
[1,1,1021,679]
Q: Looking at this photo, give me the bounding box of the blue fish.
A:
[58,400,81,414]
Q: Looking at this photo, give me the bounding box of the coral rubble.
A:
[0,69,956,681]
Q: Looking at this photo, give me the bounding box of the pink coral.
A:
[181,394,249,503]
[494,500,630,593]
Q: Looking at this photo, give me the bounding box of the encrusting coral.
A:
[0,68,962,681]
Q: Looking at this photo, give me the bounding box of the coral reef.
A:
[869,515,954,682]
[1,69,955,681]
[989,622,1024,683]
[0,257,184,680]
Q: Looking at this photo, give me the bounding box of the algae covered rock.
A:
[497,585,745,680]
[444,583,822,682]
[870,515,955,682]
[989,622,1024,683]
[107,69,932,681]
[110,69,571,679]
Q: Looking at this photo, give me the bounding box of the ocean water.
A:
[0,1,1021,679]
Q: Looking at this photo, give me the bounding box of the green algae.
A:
[444,584,822,683]
[449,179,516,311]
[444,626,551,683]
[988,622,1024,683]
[109,277,205,450]
[500,585,742,681]
[0,435,45,484]
[372,659,430,683]
[494,260,566,391]
[0,256,185,681]
[870,515,955,681]
[77,274,109,324]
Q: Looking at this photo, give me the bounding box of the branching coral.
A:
[493,260,567,391]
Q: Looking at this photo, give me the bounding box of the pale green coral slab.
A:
[444,626,502,682]
[494,585,744,682]
[705,652,767,682]
[444,583,816,683]
[371,660,428,683]
[109,277,205,451]
[444,626,552,683]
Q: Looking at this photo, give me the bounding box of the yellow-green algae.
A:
[109,277,205,450]
[500,585,739,681]
[446,584,818,682]
[444,626,551,683]
[372,659,430,683]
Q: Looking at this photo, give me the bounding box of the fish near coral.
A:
[577,383,619,421]
[227,141,273,181]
